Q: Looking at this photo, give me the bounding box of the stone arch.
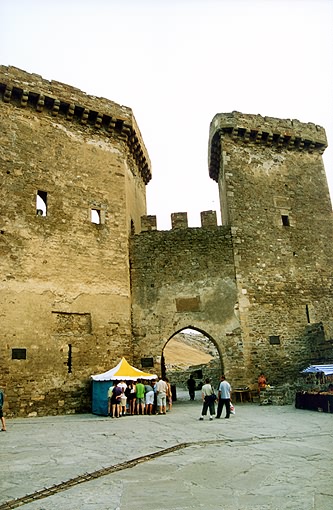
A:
[161,325,223,387]
[162,325,223,366]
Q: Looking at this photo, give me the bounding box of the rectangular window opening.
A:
[141,357,154,368]
[36,190,47,216]
[281,215,290,226]
[91,208,101,224]
[269,335,280,345]
[12,348,27,360]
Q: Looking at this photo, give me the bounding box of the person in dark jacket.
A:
[187,375,196,400]
[0,388,6,431]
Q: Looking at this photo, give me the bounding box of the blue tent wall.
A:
[92,380,112,416]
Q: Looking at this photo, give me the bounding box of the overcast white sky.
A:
[1,0,332,229]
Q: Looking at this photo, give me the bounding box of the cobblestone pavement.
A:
[1,390,332,509]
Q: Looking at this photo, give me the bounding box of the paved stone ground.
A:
[1,390,333,509]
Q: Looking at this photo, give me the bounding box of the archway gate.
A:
[162,327,222,390]
[130,225,248,386]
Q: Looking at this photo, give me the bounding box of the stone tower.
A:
[208,112,333,380]
[0,66,150,416]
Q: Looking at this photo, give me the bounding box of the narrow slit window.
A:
[36,190,47,216]
[306,304,310,323]
[67,344,72,373]
[281,215,290,226]
[91,208,101,224]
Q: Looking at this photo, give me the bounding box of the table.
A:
[295,392,333,413]
[232,389,251,403]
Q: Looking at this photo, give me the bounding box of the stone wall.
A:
[0,66,150,417]
[1,68,333,417]
[130,220,247,385]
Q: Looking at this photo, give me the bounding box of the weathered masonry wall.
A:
[0,66,150,417]
[130,213,248,386]
[1,65,333,417]
[209,112,333,384]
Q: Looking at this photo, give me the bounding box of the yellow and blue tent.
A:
[91,358,158,415]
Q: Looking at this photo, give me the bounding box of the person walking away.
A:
[0,388,6,431]
[156,376,168,414]
[127,381,136,415]
[165,377,172,411]
[151,379,158,414]
[199,378,216,421]
[216,375,232,419]
[120,388,127,416]
[135,378,145,415]
[187,374,196,400]
[144,381,154,415]
[111,382,122,418]
[118,380,127,394]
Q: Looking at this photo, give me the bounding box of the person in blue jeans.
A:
[216,375,232,419]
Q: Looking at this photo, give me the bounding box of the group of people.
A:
[197,372,268,421]
[107,377,172,418]
[199,375,232,421]
[0,373,268,428]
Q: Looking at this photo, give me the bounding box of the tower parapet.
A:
[140,210,218,231]
[0,65,151,184]
[141,215,157,231]
[201,210,217,228]
[171,212,188,229]
[209,111,327,182]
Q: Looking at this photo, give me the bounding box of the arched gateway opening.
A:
[162,327,222,398]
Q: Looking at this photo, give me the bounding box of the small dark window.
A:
[192,369,203,379]
[141,357,154,368]
[12,348,27,360]
[36,190,47,216]
[281,215,290,226]
[269,335,280,345]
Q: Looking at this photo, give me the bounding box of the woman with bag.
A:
[199,378,216,421]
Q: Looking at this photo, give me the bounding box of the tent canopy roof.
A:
[91,357,158,381]
[301,364,333,376]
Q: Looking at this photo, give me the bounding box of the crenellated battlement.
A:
[0,66,151,184]
[209,111,328,182]
[140,210,218,231]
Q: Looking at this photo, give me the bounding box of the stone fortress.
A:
[1,65,333,417]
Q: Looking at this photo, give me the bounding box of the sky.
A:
[1,0,332,230]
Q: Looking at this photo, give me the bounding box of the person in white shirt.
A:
[199,378,216,421]
[156,376,168,414]
[216,375,232,419]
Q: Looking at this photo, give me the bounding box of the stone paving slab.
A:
[1,391,333,509]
